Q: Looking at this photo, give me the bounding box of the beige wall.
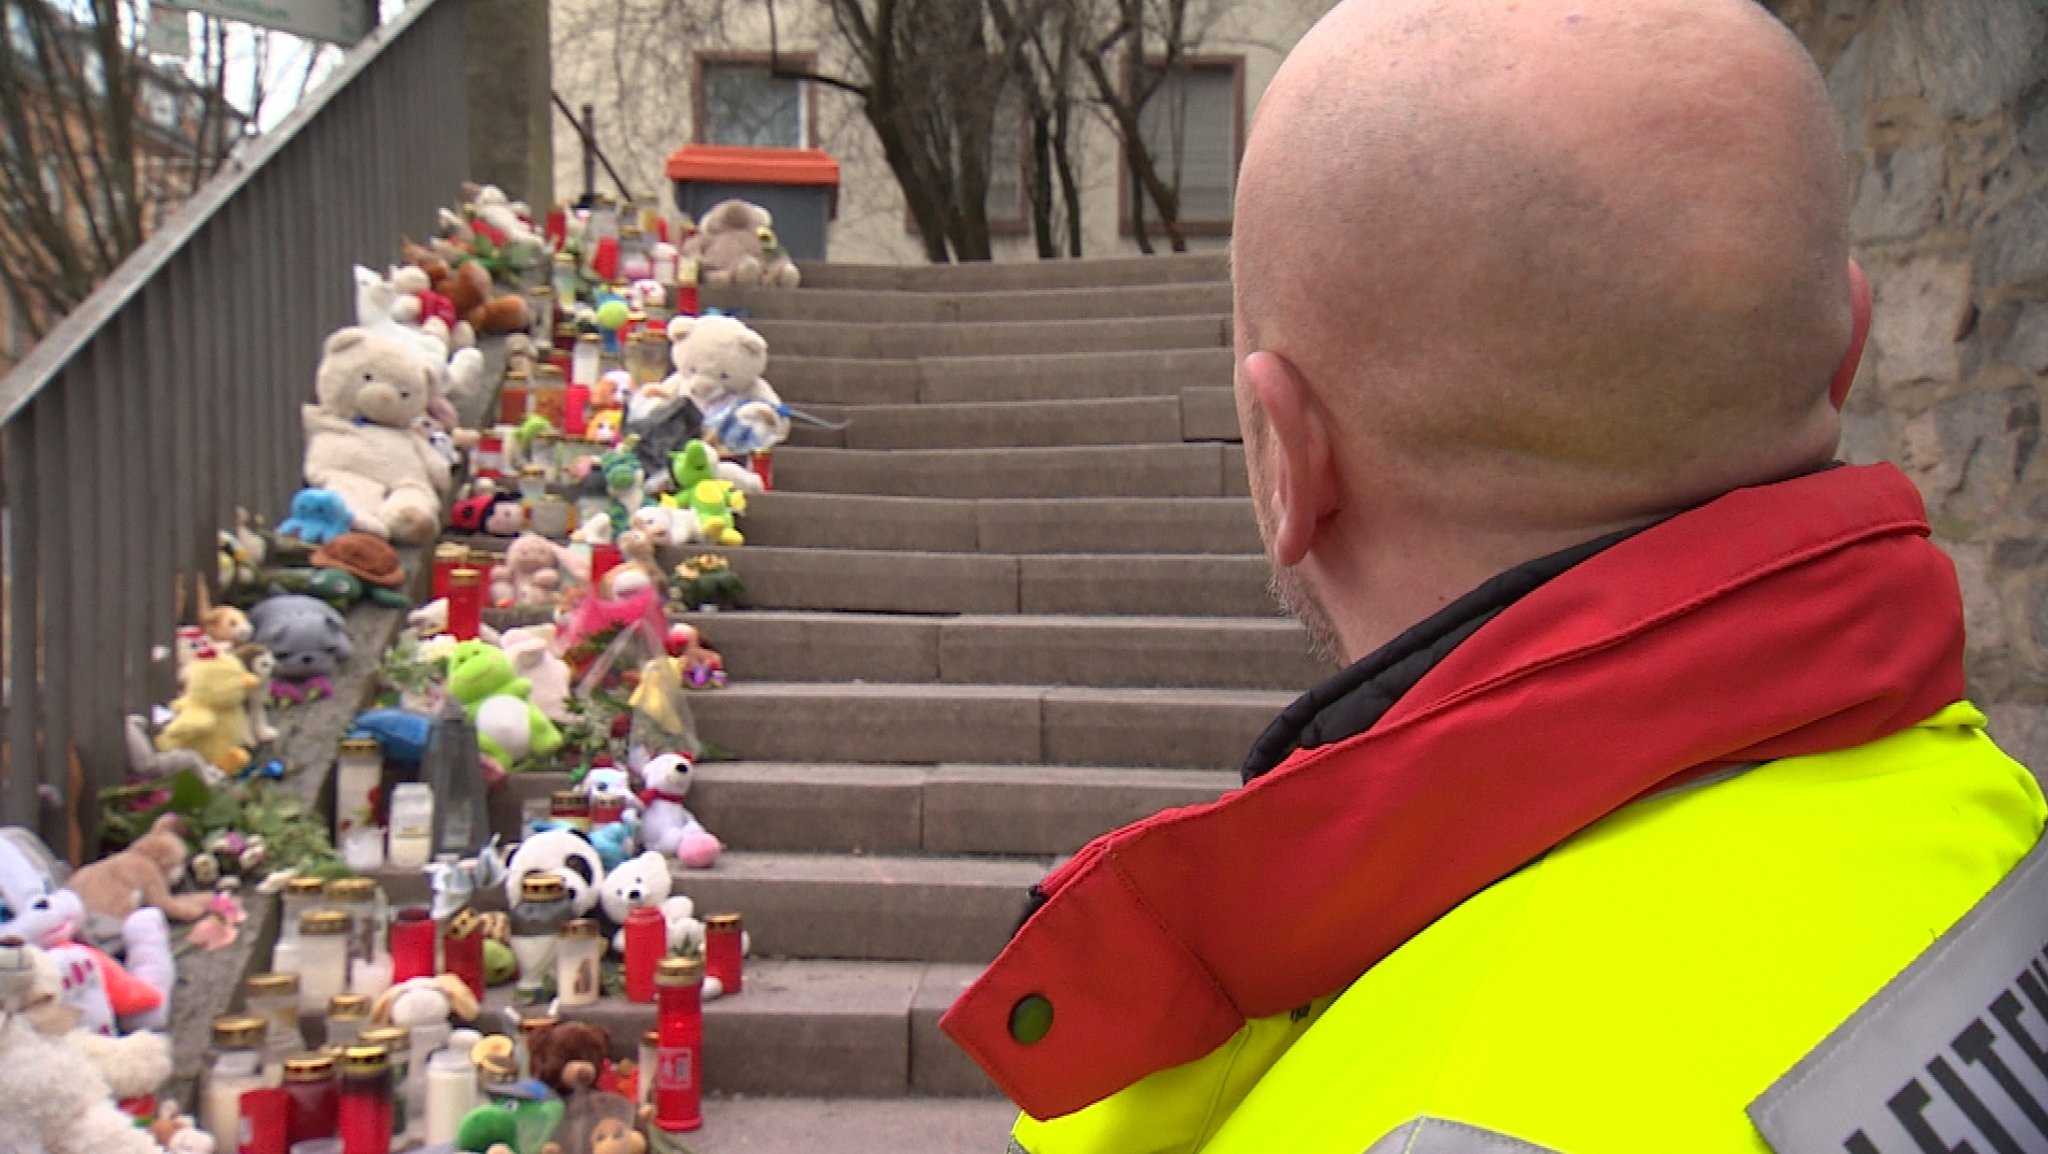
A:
[549,0,1336,265]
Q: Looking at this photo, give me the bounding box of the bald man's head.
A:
[1234,0,1853,534]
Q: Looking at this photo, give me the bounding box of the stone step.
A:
[829,395,1184,450]
[771,347,1232,406]
[725,546,1280,616]
[778,443,1231,499]
[693,682,1292,770]
[654,1094,1016,1152]
[541,961,1005,1101]
[743,493,1261,555]
[754,314,1231,359]
[673,852,1047,963]
[798,253,1228,291]
[458,542,1278,616]
[683,611,1323,689]
[707,281,1231,323]
[493,761,1238,856]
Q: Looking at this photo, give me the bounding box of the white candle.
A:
[422,1048,481,1146]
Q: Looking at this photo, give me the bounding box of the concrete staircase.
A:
[494,256,1327,1150]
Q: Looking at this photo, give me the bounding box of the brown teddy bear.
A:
[679,199,801,288]
[405,245,532,337]
[528,1019,613,1098]
[66,813,212,923]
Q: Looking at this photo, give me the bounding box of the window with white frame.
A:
[1134,60,1241,230]
[698,59,805,149]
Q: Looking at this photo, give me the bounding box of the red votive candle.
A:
[654,957,704,1133]
[704,913,743,995]
[440,910,485,1000]
[446,567,483,641]
[624,906,665,1004]
[590,544,622,587]
[337,1046,392,1154]
[238,1086,289,1154]
[389,907,435,984]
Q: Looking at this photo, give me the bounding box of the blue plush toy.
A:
[349,708,433,767]
[278,487,355,545]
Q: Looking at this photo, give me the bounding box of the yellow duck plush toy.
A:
[157,650,258,774]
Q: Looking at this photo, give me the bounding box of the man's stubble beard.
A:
[1252,481,1346,667]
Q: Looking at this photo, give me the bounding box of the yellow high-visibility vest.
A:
[1013,703,2046,1154]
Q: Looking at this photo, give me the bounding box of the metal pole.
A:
[582,102,597,206]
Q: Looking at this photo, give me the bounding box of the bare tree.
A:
[762,0,1033,263]
[0,0,306,351]
[1064,0,1213,254]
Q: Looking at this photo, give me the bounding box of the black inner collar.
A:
[1240,523,1647,783]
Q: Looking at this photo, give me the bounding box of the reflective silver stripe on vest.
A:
[1362,1117,1562,1153]
[1751,833,2048,1154]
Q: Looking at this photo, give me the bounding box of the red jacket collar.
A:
[943,464,1964,1119]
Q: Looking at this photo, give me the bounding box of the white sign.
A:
[157,0,375,46]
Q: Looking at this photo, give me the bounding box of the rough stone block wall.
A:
[1769,0,2048,767]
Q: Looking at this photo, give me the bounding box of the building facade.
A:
[548,0,1338,265]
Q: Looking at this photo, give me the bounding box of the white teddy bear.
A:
[639,753,722,869]
[303,327,454,544]
[664,315,791,455]
[0,941,168,1154]
[352,265,486,402]
[599,851,705,958]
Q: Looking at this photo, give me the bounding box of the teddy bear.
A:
[678,198,801,288]
[490,534,578,608]
[370,973,479,1076]
[528,1019,613,1098]
[0,830,173,1036]
[354,264,487,403]
[414,252,532,337]
[303,327,453,545]
[638,753,721,869]
[0,941,170,1154]
[66,813,211,924]
[498,623,573,722]
[277,487,355,545]
[501,829,605,919]
[232,644,280,742]
[157,650,258,774]
[124,715,214,781]
[249,594,353,703]
[598,851,704,958]
[666,314,791,456]
[447,640,565,765]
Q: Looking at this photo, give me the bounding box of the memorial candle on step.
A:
[388,907,435,984]
[441,909,486,1001]
[283,1053,340,1145]
[337,1046,393,1154]
[654,957,704,1132]
[704,913,743,995]
[446,568,483,641]
[624,906,666,1003]
[239,1086,289,1154]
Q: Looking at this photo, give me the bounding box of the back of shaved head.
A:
[1235,0,1852,530]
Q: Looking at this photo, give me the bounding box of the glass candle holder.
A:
[422,1047,479,1147]
[385,783,433,870]
[527,286,555,343]
[624,906,666,1004]
[333,739,384,851]
[358,1027,414,1143]
[498,368,533,426]
[246,972,308,1070]
[326,993,370,1049]
[389,907,435,985]
[654,957,704,1133]
[281,876,330,945]
[325,877,382,969]
[555,919,604,1008]
[203,1015,268,1150]
[447,568,483,641]
[337,1045,393,1154]
[704,912,744,995]
[441,910,486,1001]
[572,333,602,388]
[293,911,351,1015]
[283,1052,340,1146]
[509,874,573,995]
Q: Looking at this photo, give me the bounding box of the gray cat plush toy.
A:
[248,594,352,703]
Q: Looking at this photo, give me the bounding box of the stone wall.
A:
[1767,0,2048,766]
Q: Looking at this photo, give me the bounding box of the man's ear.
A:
[1830,258,1871,411]
[1240,350,1339,567]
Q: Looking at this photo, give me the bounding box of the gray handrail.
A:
[0,0,471,847]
